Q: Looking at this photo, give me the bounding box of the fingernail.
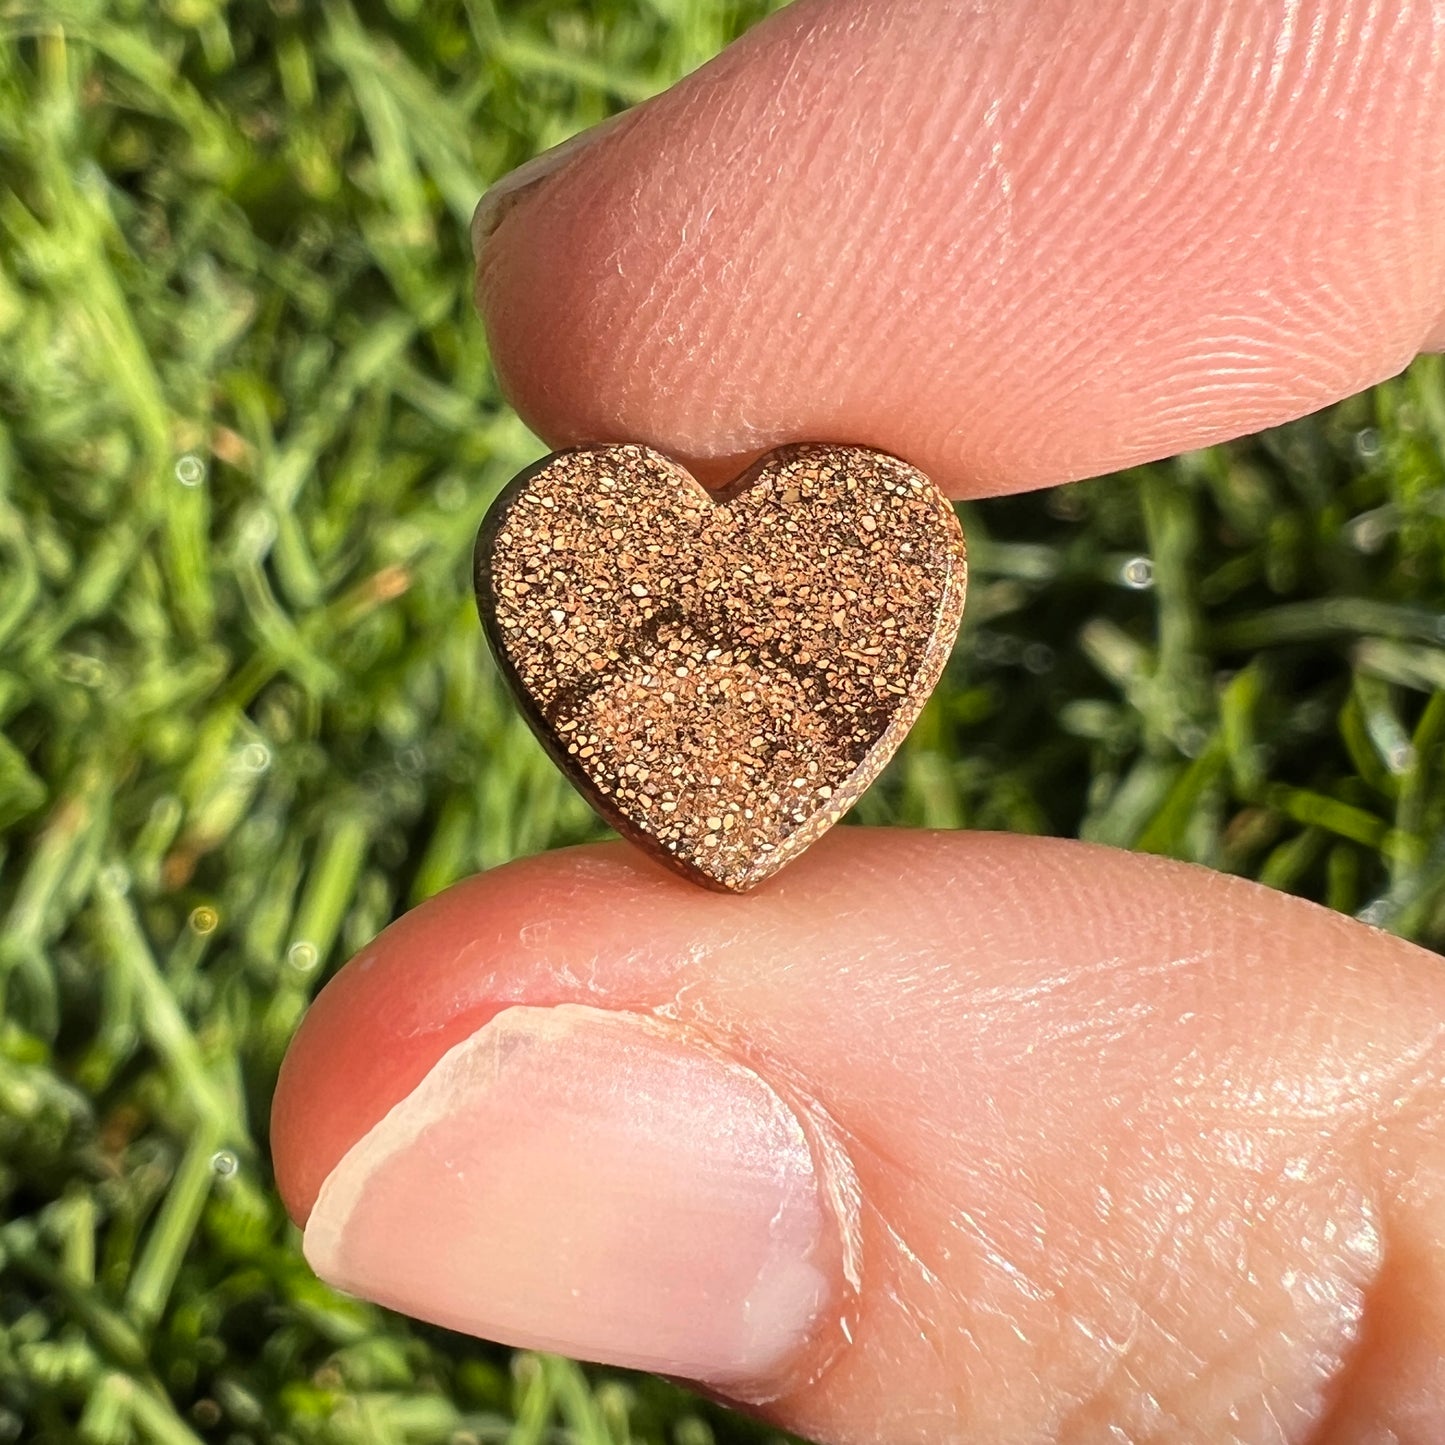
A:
[471,112,631,259]
[304,1004,837,1390]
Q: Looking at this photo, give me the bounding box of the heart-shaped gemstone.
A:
[475,443,966,891]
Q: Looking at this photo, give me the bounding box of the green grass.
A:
[1,0,1444,1441]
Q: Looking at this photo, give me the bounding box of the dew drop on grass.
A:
[189,905,219,935]
[287,940,318,972]
[239,742,271,773]
[1120,556,1154,590]
[1353,428,1382,461]
[210,1150,238,1177]
[175,454,206,487]
[1387,742,1417,774]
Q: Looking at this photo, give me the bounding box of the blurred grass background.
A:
[1,0,1444,1441]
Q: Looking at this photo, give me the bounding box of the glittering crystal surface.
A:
[476,444,967,891]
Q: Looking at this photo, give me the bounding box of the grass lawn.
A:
[2,1,1444,1441]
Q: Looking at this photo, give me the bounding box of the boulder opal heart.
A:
[475,443,966,892]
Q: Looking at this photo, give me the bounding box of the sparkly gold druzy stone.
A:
[475,443,967,892]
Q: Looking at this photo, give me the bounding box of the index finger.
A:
[474,0,1445,498]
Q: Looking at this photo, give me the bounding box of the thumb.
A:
[474,0,1445,496]
[271,833,1445,1444]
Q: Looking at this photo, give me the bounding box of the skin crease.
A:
[476,0,1445,496]
[273,835,1445,1445]
[274,0,1445,1440]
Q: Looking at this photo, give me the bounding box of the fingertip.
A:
[300,1002,848,1393]
[475,0,1445,496]
[274,833,1445,1441]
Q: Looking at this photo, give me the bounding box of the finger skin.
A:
[476,0,1445,497]
[273,832,1445,1444]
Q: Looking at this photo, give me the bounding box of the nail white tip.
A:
[471,112,631,259]
[303,1003,837,1391]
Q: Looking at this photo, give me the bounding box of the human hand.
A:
[273,2,1445,1441]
